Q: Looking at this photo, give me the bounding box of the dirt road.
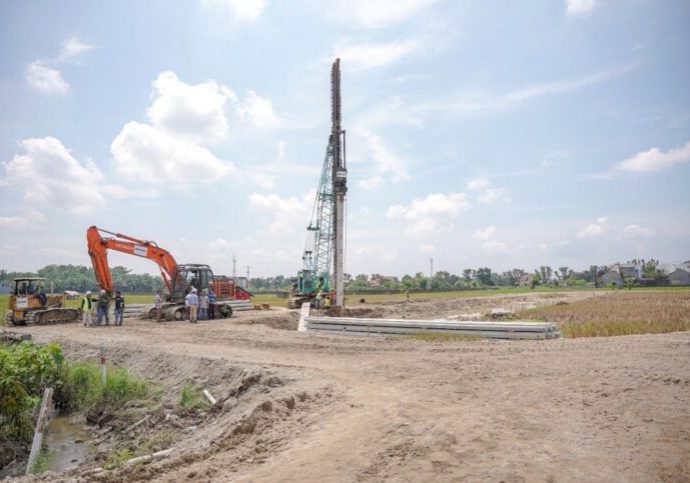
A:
[13,293,690,482]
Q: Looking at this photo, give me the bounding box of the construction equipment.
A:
[87,226,249,320]
[4,277,80,325]
[288,59,348,310]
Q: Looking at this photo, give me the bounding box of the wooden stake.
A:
[202,389,217,406]
[25,387,53,475]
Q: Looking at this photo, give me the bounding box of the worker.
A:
[323,295,332,310]
[199,290,209,320]
[114,291,125,326]
[314,291,323,309]
[185,288,199,324]
[96,289,111,326]
[208,286,216,319]
[81,291,93,327]
[154,290,163,321]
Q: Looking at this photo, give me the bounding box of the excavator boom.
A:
[87,226,178,294]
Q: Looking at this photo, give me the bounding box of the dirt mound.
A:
[39,341,337,482]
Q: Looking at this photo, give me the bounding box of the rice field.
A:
[519,290,690,337]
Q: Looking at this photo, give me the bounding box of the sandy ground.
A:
[10,291,690,482]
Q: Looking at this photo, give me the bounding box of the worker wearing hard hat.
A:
[185,288,199,323]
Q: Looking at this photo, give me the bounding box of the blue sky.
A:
[1,0,689,278]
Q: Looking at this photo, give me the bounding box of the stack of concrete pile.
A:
[122,304,153,320]
[228,300,254,311]
[302,315,560,340]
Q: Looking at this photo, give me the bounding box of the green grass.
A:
[63,362,149,412]
[103,448,133,470]
[179,383,211,410]
[29,448,53,474]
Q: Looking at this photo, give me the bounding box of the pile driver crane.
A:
[289,59,347,310]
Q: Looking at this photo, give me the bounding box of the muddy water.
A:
[43,415,92,472]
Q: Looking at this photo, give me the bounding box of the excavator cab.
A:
[171,264,214,302]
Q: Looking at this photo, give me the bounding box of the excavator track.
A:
[19,308,81,326]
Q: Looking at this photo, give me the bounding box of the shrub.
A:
[63,362,148,412]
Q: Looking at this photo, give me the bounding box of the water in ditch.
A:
[42,415,93,472]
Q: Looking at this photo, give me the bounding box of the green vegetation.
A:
[180,383,211,410]
[0,341,151,469]
[29,448,54,474]
[0,341,64,441]
[519,291,690,337]
[63,362,149,412]
[0,265,164,294]
[103,448,133,470]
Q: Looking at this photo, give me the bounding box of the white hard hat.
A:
[86,290,92,295]
[100,289,106,294]
[191,288,197,293]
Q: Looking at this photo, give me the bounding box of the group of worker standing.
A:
[182,287,216,323]
[81,289,125,327]
[81,286,219,325]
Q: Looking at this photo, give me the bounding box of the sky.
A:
[1,0,689,278]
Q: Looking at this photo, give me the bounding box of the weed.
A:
[519,291,690,337]
[180,383,211,410]
[30,448,53,474]
[63,362,149,412]
[103,448,133,470]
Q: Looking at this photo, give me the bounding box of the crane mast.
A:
[299,59,347,308]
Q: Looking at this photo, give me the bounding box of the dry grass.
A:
[519,291,690,337]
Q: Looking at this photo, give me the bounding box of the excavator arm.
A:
[87,226,178,295]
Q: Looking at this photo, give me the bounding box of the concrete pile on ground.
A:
[299,304,560,339]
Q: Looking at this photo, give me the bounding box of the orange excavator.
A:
[87,226,250,320]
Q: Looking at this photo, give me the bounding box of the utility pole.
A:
[429,258,434,290]
[332,58,348,311]
[232,255,237,279]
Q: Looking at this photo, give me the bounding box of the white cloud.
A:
[111,121,235,185]
[624,224,653,237]
[473,225,497,241]
[0,209,46,229]
[482,240,507,254]
[248,191,315,237]
[200,0,267,20]
[236,90,282,129]
[147,71,234,144]
[2,137,105,214]
[25,61,69,94]
[334,39,423,71]
[420,244,435,253]
[614,141,690,173]
[467,178,489,190]
[247,141,319,189]
[466,178,509,204]
[356,128,410,189]
[340,0,438,28]
[26,37,94,94]
[477,187,508,204]
[576,216,607,239]
[58,37,95,63]
[387,192,471,235]
[425,62,638,116]
[566,0,599,16]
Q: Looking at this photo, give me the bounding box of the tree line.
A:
[0,265,165,294]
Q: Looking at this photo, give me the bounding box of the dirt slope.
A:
[11,292,690,482]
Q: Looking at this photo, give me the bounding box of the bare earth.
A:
[12,291,690,482]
